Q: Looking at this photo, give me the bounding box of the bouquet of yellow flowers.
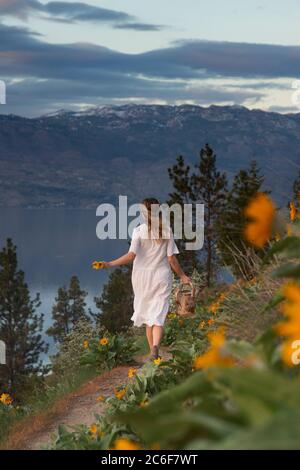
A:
[92,261,106,270]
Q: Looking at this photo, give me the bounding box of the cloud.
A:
[1,23,299,116]
[0,0,163,30]
[114,22,165,32]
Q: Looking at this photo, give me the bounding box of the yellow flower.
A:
[244,193,275,248]
[140,399,149,408]
[208,301,220,315]
[153,357,162,365]
[0,393,13,406]
[199,320,206,329]
[289,201,298,222]
[207,317,215,326]
[99,337,109,346]
[282,283,300,304]
[193,327,234,370]
[115,388,126,399]
[92,260,105,270]
[114,438,140,450]
[168,312,177,319]
[128,367,137,378]
[275,283,300,366]
[96,395,105,402]
[83,340,89,349]
[248,277,257,286]
[89,424,98,434]
[275,233,281,242]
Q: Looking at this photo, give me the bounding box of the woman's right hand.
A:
[180,274,192,284]
[92,260,110,269]
[102,261,111,268]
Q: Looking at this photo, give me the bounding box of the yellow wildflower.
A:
[244,193,275,248]
[168,312,177,319]
[96,395,105,402]
[92,261,105,270]
[114,438,140,450]
[115,388,126,399]
[83,340,89,349]
[89,424,98,434]
[248,277,257,286]
[275,233,281,242]
[99,337,109,346]
[128,367,137,378]
[153,357,162,365]
[193,327,234,370]
[0,393,13,406]
[208,301,220,315]
[199,320,206,329]
[140,399,149,408]
[275,283,300,366]
[289,201,298,222]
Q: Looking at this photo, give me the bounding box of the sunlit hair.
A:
[141,197,164,241]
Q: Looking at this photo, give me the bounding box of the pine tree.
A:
[168,155,200,274]
[0,239,47,397]
[93,266,133,334]
[168,145,228,285]
[47,276,88,343]
[292,171,300,209]
[216,160,265,278]
[191,144,228,286]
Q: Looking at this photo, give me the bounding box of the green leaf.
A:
[262,292,284,312]
[263,237,300,264]
[272,263,300,279]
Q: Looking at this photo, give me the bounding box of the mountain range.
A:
[0,104,299,208]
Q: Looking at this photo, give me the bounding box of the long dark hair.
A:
[141,197,163,240]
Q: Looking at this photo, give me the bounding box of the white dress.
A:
[129,223,179,327]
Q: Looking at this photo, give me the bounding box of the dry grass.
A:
[217,246,282,341]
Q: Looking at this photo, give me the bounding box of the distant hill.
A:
[0,104,299,208]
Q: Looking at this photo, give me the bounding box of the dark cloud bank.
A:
[0,18,299,115]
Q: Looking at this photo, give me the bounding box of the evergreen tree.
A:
[47,276,88,343]
[168,145,228,285]
[216,160,265,278]
[93,266,133,334]
[292,171,300,209]
[191,144,228,286]
[0,239,47,396]
[168,155,199,274]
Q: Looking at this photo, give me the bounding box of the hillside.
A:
[0,104,299,207]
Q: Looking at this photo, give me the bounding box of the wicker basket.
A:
[174,282,196,317]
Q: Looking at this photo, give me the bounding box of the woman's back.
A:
[130,223,179,271]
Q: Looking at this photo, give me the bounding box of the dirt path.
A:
[26,365,134,450]
[7,350,170,450]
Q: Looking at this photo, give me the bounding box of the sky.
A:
[1,0,300,116]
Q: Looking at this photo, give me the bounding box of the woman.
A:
[102,198,190,359]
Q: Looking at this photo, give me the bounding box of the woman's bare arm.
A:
[104,251,136,268]
[168,255,191,283]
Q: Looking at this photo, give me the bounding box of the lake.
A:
[0,208,128,355]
